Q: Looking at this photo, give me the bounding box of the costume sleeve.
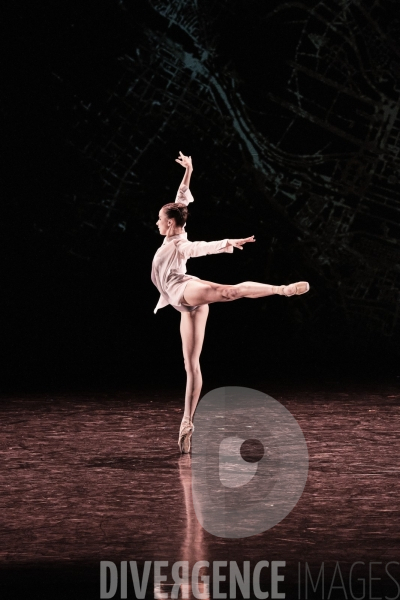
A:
[175,184,194,206]
[174,239,234,260]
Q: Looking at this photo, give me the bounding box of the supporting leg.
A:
[178,304,209,453]
[180,304,208,420]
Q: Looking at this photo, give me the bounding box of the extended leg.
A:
[182,278,309,307]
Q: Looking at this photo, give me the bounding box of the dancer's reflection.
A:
[178,455,209,599]
[153,455,209,600]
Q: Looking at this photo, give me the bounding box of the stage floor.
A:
[0,380,399,599]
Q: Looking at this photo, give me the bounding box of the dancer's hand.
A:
[175,151,193,171]
[227,236,255,250]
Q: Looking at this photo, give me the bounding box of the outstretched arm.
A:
[174,236,255,259]
[227,236,255,250]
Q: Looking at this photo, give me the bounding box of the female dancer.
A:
[152,152,310,454]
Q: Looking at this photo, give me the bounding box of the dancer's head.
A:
[157,203,189,236]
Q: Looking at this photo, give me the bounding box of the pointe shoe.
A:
[280,281,310,296]
[178,419,194,454]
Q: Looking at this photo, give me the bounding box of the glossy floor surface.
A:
[0,381,399,599]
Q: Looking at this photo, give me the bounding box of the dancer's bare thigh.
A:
[182,278,230,307]
[180,304,209,363]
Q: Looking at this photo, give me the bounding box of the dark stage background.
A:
[3,0,400,390]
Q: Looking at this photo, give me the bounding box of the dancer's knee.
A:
[221,285,240,300]
[184,358,201,374]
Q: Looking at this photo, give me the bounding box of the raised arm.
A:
[175,152,194,206]
[175,151,193,188]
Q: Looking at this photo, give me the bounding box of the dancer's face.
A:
[157,208,172,235]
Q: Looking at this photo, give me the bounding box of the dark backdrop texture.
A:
[3,0,400,389]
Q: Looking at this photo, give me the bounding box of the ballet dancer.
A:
[151,152,310,454]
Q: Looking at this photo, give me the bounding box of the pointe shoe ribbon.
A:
[281,281,310,296]
[178,420,194,454]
